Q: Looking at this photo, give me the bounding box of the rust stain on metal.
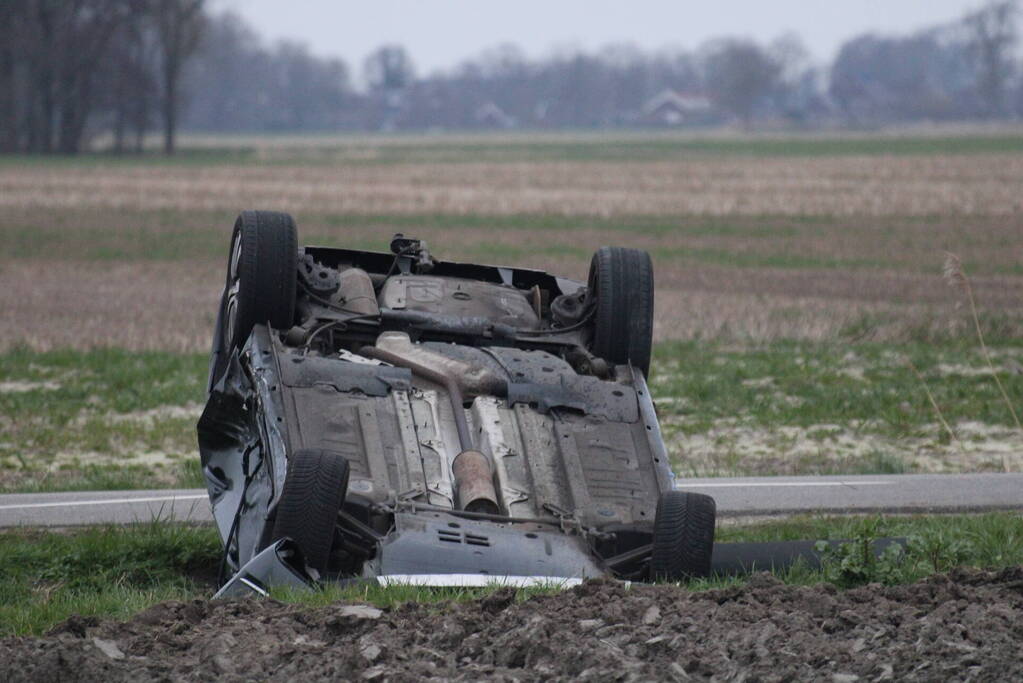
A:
[452,449,500,515]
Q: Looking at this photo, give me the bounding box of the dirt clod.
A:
[3,568,1023,681]
[91,638,124,660]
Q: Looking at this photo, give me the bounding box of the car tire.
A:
[271,449,350,576]
[649,490,716,581]
[587,246,654,376]
[222,210,298,351]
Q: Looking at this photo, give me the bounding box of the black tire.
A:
[587,246,654,376]
[222,210,298,351]
[650,490,716,581]
[272,449,350,575]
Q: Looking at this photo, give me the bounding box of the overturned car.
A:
[198,211,716,596]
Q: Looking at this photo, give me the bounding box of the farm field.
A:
[1,131,1022,490]
[2,131,1022,678]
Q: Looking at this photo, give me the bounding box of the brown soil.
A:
[4,568,1022,681]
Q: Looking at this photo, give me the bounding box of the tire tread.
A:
[271,448,350,575]
[227,210,298,349]
[589,246,654,376]
[650,490,716,581]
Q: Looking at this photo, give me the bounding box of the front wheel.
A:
[649,490,716,581]
[271,449,351,576]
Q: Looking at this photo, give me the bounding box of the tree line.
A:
[0,0,203,154]
[1,1,1019,154]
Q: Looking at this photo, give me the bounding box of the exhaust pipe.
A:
[359,341,501,515]
[451,450,500,515]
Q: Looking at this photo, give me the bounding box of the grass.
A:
[706,512,1023,590]
[652,340,1023,475]
[653,340,1023,434]
[1,512,1018,636]
[3,461,204,494]
[8,208,1016,273]
[718,511,1022,548]
[6,132,1023,167]
[1,339,1020,490]
[0,521,220,637]
[0,348,207,491]
[307,133,1023,163]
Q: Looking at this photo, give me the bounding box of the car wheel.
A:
[222,210,298,351]
[272,449,351,576]
[587,246,654,376]
[649,490,716,581]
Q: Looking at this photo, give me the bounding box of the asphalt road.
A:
[0,473,1020,528]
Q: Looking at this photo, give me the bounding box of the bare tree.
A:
[770,33,810,88]
[0,2,21,152]
[1,0,198,155]
[266,41,349,130]
[105,2,159,153]
[55,2,129,154]
[153,0,204,154]
[182,11,265,131]
[363,45,414,130]
[963,0,1018,117]
[12,2,1021,143]
[24,0,60,152]
[831,30,980,124]
[363,45,414,92]
[3,1,131,154]
[701,38,780,127]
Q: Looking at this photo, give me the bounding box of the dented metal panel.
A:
[387,390,429,501]
[472,397,533,518]
[379,275,539,329]
[278,353,411,395]
[409,389,457,507]
[279,386,431,505]
[511,404,574,516]
[366,512,604,579]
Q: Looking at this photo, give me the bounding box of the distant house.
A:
[639,89,715,126]
[474,102,516,128]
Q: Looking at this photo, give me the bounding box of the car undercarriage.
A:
[198,211,716,596]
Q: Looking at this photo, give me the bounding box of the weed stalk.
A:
[906,358,965,454]
[944,252,1021,471]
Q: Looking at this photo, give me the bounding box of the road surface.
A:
[0,473,1020,528]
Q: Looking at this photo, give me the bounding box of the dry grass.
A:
[944,252,1023,434]
[3,155,1023,216]
[664,418,1023,476]
[0,261,221,351]
[1,144,1021,351]
[6,206,1023,275]
[2,253,1016,352]
[165,124,1023,149]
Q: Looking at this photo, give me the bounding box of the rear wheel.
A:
[222,210,298,352]
[650,490,716,581]
[587,246,654,376]
[272,449,350,576]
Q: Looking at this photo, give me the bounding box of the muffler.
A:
[451,450,500,515]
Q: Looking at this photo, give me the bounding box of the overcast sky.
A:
[216,0,983,75]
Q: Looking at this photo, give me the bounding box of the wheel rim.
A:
[224,234,243,346]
